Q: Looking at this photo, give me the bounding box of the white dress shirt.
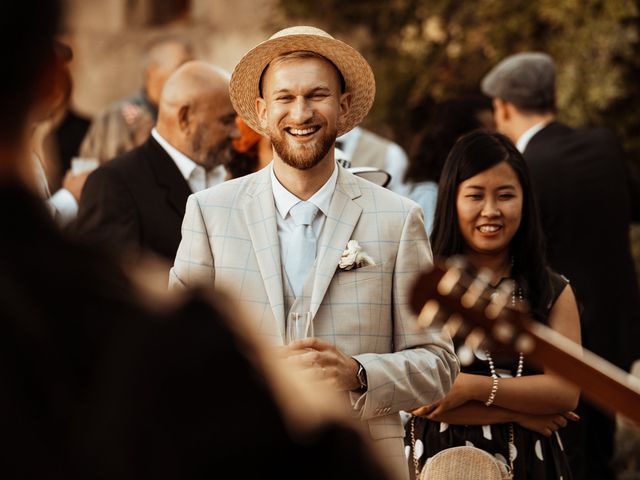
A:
[516,121,550,153]
[151,128,226,192]
[271,162,338,269]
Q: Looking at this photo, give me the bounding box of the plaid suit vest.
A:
[282,263,296,318]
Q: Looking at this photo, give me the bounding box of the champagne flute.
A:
[287,312,313,343]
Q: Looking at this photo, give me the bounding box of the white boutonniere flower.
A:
[339,240,376,270]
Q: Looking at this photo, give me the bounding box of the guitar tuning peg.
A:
[498,278,516,296]
[417,299,441,329]
[486,288,510,320]
[464,327,486,352]
[478,336,495,353]
[457,328,487,366]
[437,267,461,297]
[514,333,536,355]
[500,278,517,302]
[443,313,464,338]
[456,344,475,367]
[445,255,469,271]
[476,267,493,283]
[485,276,516,319]
[492,319,516,344]
[460,270,491,309]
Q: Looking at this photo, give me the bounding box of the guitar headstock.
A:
[410,256,537,365]
[412,258,640,427]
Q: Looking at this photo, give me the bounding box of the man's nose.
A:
[289,97,313,124]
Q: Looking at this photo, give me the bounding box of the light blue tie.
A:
[285,201,319,297]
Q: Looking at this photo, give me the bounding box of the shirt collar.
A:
[152,128,199,181]
[516,121,549,153]
[270,162,338,220]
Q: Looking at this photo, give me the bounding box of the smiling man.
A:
[169,26,458,479]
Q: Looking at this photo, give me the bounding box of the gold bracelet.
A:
[485,375,499,407]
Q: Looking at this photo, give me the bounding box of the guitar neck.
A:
[521,319,640,425]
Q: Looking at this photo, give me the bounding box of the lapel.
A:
[305,166,363,318]
[242,167,286,335]
[145,137,193,217]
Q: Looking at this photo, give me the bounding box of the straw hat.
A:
[229,26,375,137]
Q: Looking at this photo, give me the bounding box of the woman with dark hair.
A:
[405,130,581,479]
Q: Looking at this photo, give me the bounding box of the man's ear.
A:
[339,92,352,116]
[177,105,190,133]
[338,92,352,128]
[493,97,503,117]
[143,63,157,92]
[492,98,511,123]
[256,97,268,130]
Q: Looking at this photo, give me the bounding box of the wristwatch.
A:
[356,362,368,391]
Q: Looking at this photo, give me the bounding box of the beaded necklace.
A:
[484,284,525,476]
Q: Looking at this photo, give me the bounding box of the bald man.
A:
[79,37,194,163]
[75,60,238,267]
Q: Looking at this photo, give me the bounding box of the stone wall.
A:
[62,0,280,118]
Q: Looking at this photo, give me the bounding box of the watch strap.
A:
[356,362,368,390]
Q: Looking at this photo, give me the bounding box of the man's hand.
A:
[62,168,92,202]
[284,337,360,391]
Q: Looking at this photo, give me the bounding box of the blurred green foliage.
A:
[275,0,640,163]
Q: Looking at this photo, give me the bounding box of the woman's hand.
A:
[411,373,479,418]
[516,411,580,437]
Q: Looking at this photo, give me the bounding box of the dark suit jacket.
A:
[75,136,191,262]
[524,121,640,368]
[1,182,391,480]
[54,109,91,175]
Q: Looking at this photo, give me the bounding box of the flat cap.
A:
[480,52,555,111]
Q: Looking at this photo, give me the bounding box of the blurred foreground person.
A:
[75,61,235,266]
[481,51,640,480]
[79,36,193,163]
[31,40,92,228]
[0,3,395,479]
[406,130,581,479]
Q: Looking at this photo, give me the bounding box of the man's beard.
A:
[270,123,336,170]
[192,126,229,171]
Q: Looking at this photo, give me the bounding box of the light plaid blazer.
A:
[170,165,458,476]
